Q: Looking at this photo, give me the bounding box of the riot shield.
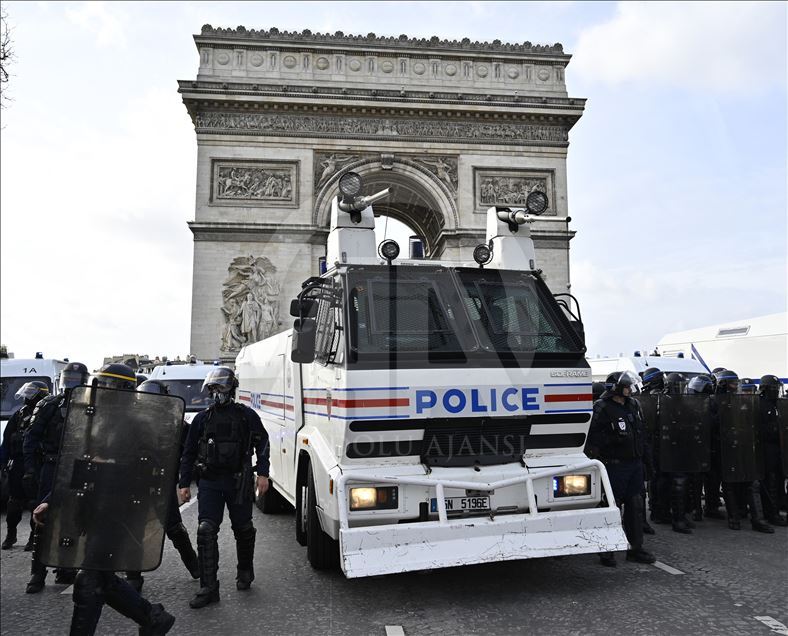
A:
[658,394,711,473]
[38,386,184,572]
[638,394,658,438]
[717,393,764,483]
[778,398,788,475]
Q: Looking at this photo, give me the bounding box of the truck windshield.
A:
[1,376,53,417]
[345,266,583,366]
[158,379,212,412]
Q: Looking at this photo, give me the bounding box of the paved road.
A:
[2,497,786,635]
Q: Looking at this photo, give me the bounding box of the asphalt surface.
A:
[1,495,787,636]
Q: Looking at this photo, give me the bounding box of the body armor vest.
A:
[198,404,249,475]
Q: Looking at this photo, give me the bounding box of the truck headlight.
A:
[349,486,398,510]
[552,474,591,497]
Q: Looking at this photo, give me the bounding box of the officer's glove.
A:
[22,472,38,500]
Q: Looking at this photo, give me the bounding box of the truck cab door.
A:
[280,334,303,495]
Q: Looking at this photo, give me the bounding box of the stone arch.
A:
[314,157,458,257]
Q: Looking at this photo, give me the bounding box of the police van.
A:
[147,362,215,423]
[1,353,67,438]
[588,354,708,384]
[236,173,628,578]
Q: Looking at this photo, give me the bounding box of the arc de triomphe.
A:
[179,25,586,362]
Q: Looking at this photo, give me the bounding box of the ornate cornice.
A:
[197,25,566,57]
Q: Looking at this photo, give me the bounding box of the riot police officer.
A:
[1,381,49,550]
[23,361,89,593]
[178,366,270,609]
[31,362,177,635]
[587,371,656,567]
[125,380,200,592]
[701,369,728,520]
[641,367,668,526]
[686,374,715,521]
[757,375,787,526]
[715,369,773,533]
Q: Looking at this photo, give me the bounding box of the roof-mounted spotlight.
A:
[526,190,549,216]
[337,171,390,224]
[378,239,400,264]
[473,243,493,268]
[339,171,363,202]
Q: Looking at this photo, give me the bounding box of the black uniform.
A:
[22,391,75,590]
[758,395,786,525]
[1,403,37,549]
[179,400,269,607]
[587,390,654,563]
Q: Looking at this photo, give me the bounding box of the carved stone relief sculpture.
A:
[475,170,554,214]
[315,153,360,188]
[212,161,298,206]
[414,156,457,194]
[220,256,281,352]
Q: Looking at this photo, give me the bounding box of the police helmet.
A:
[713,369,739,394]
[739,378,757,394]
[60,362,89,390]
[604,371,639,397]
[711,367,727,375]
[137,379,170,395]
[135,374,148,387]
[687,374,714,395]
[665,373,684,395]
[641,367,664,393]
[759,375,783,399]
[94,363,137,391]
[202,366,238,397]
[592,381,606,401]
[15,380,50,404]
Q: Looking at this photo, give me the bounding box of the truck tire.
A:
[295,479,308,547]
[257,479,286,514]
[306,464,339,570]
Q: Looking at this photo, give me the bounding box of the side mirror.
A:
[289,298,318,318]
[292,318,317,363]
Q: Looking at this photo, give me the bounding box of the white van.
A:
[1,355,68,437]
[147,362,216,423]
[588,353,708,383]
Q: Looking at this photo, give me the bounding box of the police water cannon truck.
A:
[236,172,628,578]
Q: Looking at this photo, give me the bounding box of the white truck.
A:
[1,354,68,437]
[588,354,708,384]
[236,173,628,578]
[147,362,216,423]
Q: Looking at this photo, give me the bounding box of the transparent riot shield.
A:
[38,386,184,572]
[717,393,764,483]
[658,394,711,474]
[638,394,658,438]
[778,398,788,475]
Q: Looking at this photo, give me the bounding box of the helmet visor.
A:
[618,371,641,393]
[202,367,236,394]
[15,382,48,401]
[61,370,87,389]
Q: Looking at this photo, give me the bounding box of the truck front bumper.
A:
[336,459,629,578]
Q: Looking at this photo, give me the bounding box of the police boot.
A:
[23,528,35,551]
[624,496,656,564]
[70,570,105,635]
[125,571,144,593]
[233,521,256,590]
[167,522,199,579]
[671,477,692,534]
[101,574,175,636]
[26,529,47,593]
[747,482,775,534]
[763,476,788,526]
[3,498,23,549]
[722,483,741,530]
[598,552,617,567]
[190,520,220,609]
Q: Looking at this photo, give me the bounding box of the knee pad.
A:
[232,521,255,537]
[197,519,219,540]
[73,570,105,605]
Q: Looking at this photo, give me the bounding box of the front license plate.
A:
[430,496,490,514]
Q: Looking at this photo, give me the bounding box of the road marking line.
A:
[652,561,684,575]
[179,497,198,512]
[60,585,73,595]
[754,616,788,635]
[385,627,405,636]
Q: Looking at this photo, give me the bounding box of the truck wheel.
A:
[306,465,339,570]
[257,479,285,514]
[295,480,308,547]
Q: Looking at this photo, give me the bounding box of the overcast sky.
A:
[1,1,785,370]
